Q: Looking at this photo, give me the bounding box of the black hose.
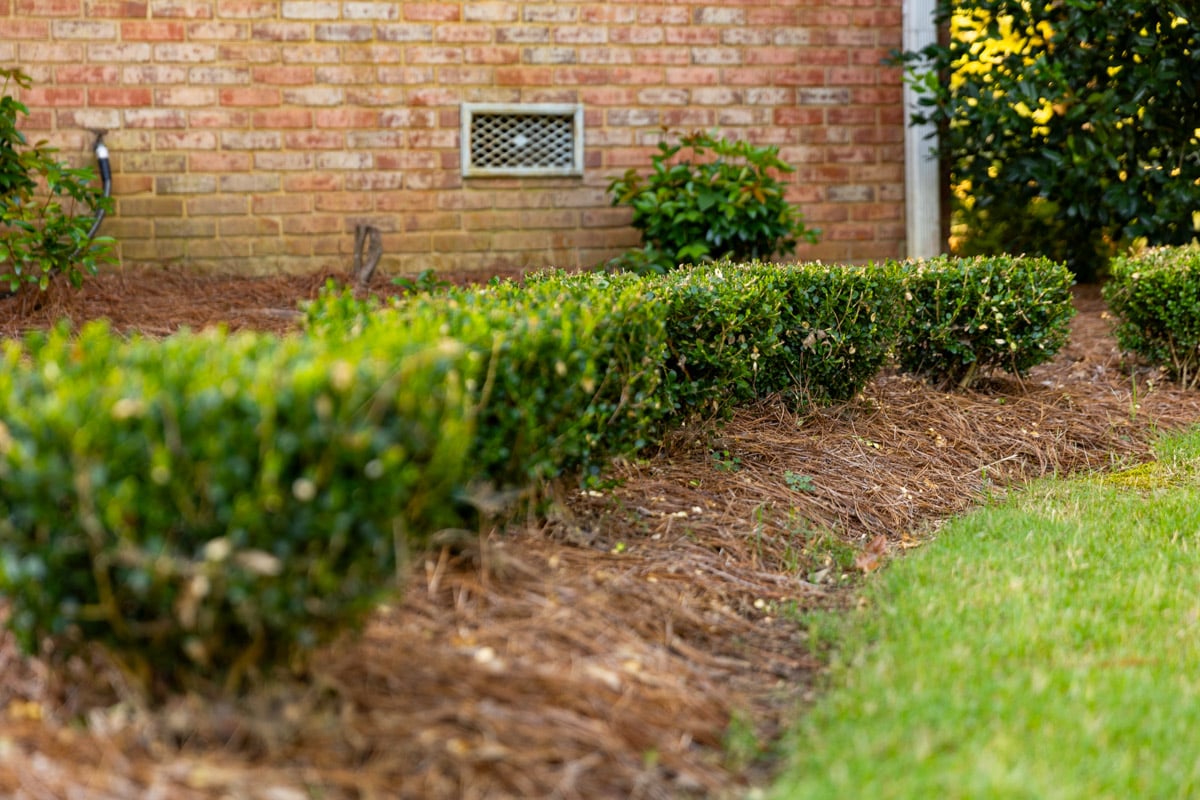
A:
[80,131,111,249]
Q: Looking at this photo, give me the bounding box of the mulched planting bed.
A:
[1,267,1198,799]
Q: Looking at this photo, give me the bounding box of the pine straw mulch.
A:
[1,265,1200,799]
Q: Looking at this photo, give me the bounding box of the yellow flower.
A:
[1030,104,1054,125]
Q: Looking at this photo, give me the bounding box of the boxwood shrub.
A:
[895,255,1076,389]
[770,260,907,404]
[308,272,672,488]
[650,260,907,414]
[407,270,671,486]
[1104,245,1200,388]
[0,320,478,695]
[650,261,789,415]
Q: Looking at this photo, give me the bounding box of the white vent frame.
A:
[461,103,584,178]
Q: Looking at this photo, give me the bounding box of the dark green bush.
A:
[408,271,671,486]
[1104,245,1200,389]
[308,272,672,487]
[896,255,1076,389]
[651,260,906,414]
[771,260,908,405]
[651,261,789,415]
[900,3,1200,280]
[0,321,477,695]
[607,129,819,274]
[1,68,114,290]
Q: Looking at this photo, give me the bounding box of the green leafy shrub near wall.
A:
[1,68,114,291]
[0,321,477,695]
[896,255,1076,389]
[607,130,819,274]
[1104,245,1200,389]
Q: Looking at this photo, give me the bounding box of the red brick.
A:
[313,108,379,127]
[606,67,663,86]
[188,108,249,127]
[125,108,188,127]
[255,108,314,128]
[829,67,880,86]
[314,65,376,84]
[496,26,549,44]
[665,27,720,46]
[153,130,217,149]
[155,86,218,106]
[609,26,663,45]
[636,6,689,25]
[0,0,911,272]
[254,195,311,215]
[578,47,634,65]
[17,0,79,14]
[121,20,185,39]
[316,192,374,212]
[219,87,280,106]
[55,65,120,83]
[581,5,635,24]
[633,48,690,66]
[250,21,310,41]
[464,45,520,65]
[22,45,83,67]
[494,67,554,86]
[86,1,150,17]
[153,0,214,18]
[187,195,248,217]
[665,67,719,86]
[746,6,799,26]
[403,3,459,22]
[435,24,492,44]
[662,107,715,128]
[344,45,403,64]
[316,23,374,42]
[90,86,153,106]
[153,42,218,61]
[0,19,51,38]
[252,66,313,85]
[189,22,247,40]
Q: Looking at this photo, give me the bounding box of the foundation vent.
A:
[461,103,584,177]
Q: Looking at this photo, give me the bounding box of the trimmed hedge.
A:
[309,270,672,487]
[652,260,906,414]
[0,254,1079,699]
[771,260,907,404]
[1104,246,1200,389]
[895,255,1076,389]
[0,321,478,694]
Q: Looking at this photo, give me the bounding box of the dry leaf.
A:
[854,535,889,574]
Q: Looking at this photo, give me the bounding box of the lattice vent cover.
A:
[462,104,583,177]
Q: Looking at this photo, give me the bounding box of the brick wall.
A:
[2,0,906,277]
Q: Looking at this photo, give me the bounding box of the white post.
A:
[903,0,943,258]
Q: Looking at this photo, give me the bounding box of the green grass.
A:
[771,427,1200,799]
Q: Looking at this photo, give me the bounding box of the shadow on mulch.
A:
[1,269,1198,799]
